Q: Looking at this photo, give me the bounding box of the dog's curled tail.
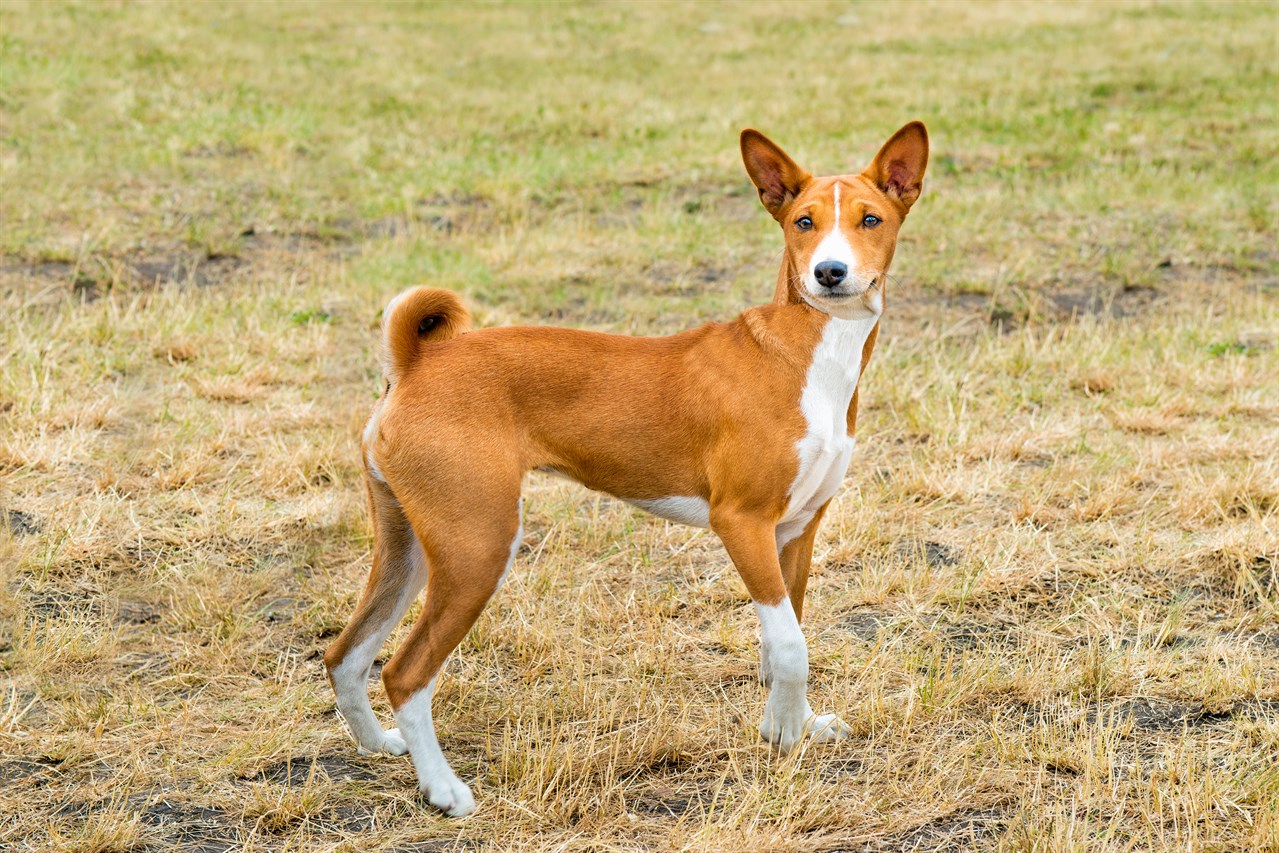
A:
[381,287,470,385]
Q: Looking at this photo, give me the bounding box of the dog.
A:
[324,122,929,815]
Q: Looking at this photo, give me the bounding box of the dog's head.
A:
[741,122,928,320]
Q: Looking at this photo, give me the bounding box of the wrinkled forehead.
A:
[794,174,885,212]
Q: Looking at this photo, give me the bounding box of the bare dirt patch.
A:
[1,250,247,300]
[859,806,1008,852]
[386,839,482,853]
[627,783,704,818]
[0,755,58,786]
[251,754,379,787]
[894,539,962,569]
[2,509,40,536]
[840,608,894,642]
[133,795,240,853]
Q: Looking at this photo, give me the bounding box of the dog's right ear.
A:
[741,129,811,220]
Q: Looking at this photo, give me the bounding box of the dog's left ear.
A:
[864,121,929,211]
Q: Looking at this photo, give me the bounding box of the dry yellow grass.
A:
[2,1,1277,851]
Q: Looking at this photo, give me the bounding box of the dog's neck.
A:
[772,248,805,306]
[752,250,881,371]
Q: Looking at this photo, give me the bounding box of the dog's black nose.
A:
[813,260,848,288]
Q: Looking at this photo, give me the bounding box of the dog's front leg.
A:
[713,506,850,752]
[762,502,831,687]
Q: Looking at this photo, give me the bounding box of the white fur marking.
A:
[365,452,385,484]
[333,618,406,754]
[380,289,415,381]
[627,495,712,528]
[755,600,850,750]
[383,288,412,322]
[363,401,386,483]
[395,678,476,816]
[332,537,426,755]
[496,498,523,591]
[776,315,877,551]
[805,184,857,298]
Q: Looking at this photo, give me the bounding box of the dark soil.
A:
[134,795,240,853]
[847,806,1007,852]
[2,508,40,536]
[252,754,379,786]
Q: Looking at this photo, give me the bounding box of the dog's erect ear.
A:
[864,121,929,211]
[741,129,811,220]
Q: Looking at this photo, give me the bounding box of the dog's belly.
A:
[617,436,853,543]
[624,495,712,528]
[535,467,712,528]
[538,432,857,548]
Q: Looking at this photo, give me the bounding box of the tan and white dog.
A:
[324,122,929,815]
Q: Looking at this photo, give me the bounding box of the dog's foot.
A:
[421,768,475,817]
[806,712,851,743]
[760,712,851,752]
[356,728,409,756]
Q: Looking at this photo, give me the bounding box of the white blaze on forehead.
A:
[808,183,857,279]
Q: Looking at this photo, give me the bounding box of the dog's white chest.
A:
[776,316,878,549]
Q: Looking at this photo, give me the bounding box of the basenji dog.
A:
[324,122,928,815]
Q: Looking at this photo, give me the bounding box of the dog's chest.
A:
[776,316,878,548]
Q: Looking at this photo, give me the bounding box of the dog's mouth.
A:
[814,276,879,301]
[801,275,883,318]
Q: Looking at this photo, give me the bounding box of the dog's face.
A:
[741,123,929,320]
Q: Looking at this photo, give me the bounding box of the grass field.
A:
[2,1,1277,850]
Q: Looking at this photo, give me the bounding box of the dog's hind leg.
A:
[324,476,427,756]
[381,488,523,817]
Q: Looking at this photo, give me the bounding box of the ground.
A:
[0,1,1276,851]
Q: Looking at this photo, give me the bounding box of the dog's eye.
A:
[795,216,813,231]
[862,214,881,228]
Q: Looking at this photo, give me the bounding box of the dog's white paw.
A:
[806,712,851,743]
[421,768,475,817]
[356,728,409,756]
[380,727,409,755]
[760,715,805,753]
[761,712,850,752]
